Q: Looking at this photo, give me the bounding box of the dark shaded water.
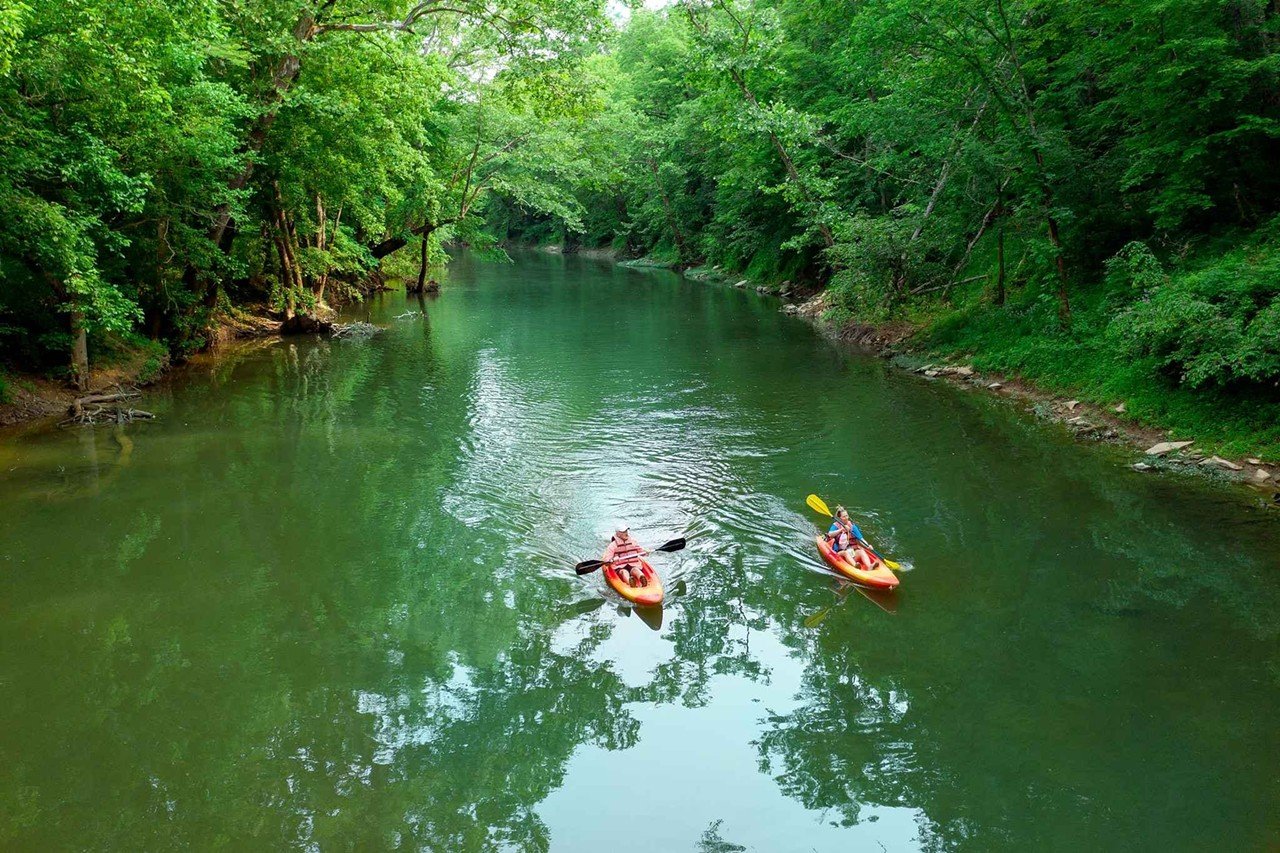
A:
[2,252,1278,850]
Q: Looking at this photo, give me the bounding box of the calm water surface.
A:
[2,252,1278,851]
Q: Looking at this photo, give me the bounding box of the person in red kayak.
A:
[603,523,650,588]
[826,506,878,573]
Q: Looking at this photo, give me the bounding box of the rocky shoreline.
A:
[775,289,1278,504]
[585,248,1276,500]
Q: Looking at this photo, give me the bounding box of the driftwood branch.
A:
[70,389,140,419]
[61,405,155,427]
[330,322,382,339]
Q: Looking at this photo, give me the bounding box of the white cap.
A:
[613,521,630,534]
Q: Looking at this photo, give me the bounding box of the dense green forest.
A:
[1,0,1278,450]
[499,0,1280,454]
[0,0,608,389]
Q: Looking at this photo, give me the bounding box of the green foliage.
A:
[494,0,1280,451]
[0,0,609,373]
[0,1,28,76]
[920,232,1280,457]
[1108,221,1280,390]
[1,0,1277,448]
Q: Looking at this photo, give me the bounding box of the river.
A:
[1,251,1277,851]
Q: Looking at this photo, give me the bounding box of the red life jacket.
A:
[609,536,644,566]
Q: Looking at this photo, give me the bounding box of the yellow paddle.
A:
[806,494,902,571]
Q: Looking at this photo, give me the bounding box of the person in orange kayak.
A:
[603,523,650,588]
[826,506,877,573]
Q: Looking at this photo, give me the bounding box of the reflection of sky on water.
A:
[541,625,924,851]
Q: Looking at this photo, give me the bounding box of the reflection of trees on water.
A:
[639,551,773,708]
[0,326,642,849]
[747,391,1280,849]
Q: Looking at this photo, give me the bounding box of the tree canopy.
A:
[0,0,609,386]
[1,0,1278,414]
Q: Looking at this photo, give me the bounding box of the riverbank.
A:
[571,247,1278,501]
[0,344,169,429]
[515,243,1277,494]
[779,289,1279,502]
[0,304,336,430]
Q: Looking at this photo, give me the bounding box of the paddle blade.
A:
[803,607,832,629]
[575,559,604,575]
[882,558,902,571]
[806,494,832,517]
[655,537,686,553]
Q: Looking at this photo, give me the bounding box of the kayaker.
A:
[603,524,649,588]
[826,506,877,573]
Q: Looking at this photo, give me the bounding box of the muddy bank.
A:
[0,305,383,431]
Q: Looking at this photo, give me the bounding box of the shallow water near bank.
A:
[1,251,1278,851]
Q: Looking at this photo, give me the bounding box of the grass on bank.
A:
[908,224,1280,461]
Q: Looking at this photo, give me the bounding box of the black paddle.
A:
[574,537,686,575]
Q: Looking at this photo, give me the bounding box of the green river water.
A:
[2,252,1278,851]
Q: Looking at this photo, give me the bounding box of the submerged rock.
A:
[1144,440,1194,456]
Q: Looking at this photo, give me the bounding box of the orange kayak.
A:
[604,559,664,606]
[814,535,899,590]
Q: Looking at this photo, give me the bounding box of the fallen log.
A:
[61,405,156,427]
[70,390,140,417]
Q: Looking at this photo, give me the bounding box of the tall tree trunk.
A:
[44,274,89,389]
[1045,211,1071,325]
[685,3,835,252]
[991,0,1071,325]
[750,89,835,251]
[647,158,691,265]
[994,219,1006,306]
[313,193,327,301]
[270,227,296,320]
[195,12,318,308]
[69,309,89,391]
[416,230,431,293]
[270,198,303,319]
[895,96,990,294]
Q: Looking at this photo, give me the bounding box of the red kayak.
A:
[814,535,899,590]
[604,559,664,606]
